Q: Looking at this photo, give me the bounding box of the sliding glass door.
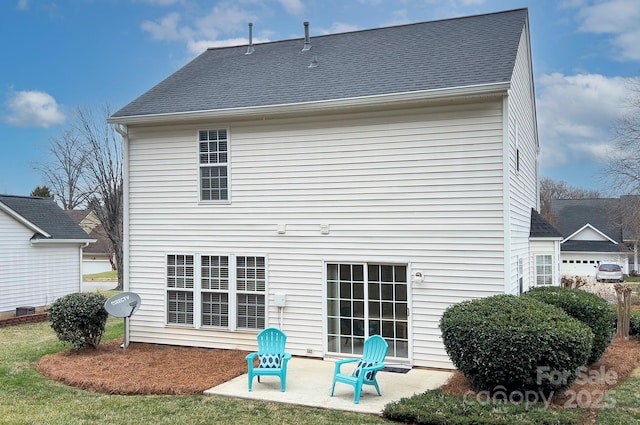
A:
[326,262,409,359]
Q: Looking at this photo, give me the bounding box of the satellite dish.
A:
[104,292,141,318]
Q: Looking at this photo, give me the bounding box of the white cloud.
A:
[318,22,360,35]
[140,12,187,41]
[194,4,257,39]
[278,0,304,15]
[141,3,261,56]
[572,0,640,60]
[16,0,28,11]
[537,73,629,168]
[3,90,65,128]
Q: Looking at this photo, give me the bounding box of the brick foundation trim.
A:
[0,312,49,328]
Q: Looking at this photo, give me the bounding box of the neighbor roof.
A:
[0,195,92,241]
[111,8,528,120]
[550,198,623,244]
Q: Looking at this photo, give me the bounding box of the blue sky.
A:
[1,0,639,197]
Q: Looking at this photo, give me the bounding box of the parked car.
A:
[595,263,624,283]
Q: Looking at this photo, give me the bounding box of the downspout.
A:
[502,95,512,294]
[115,124,129,293]
[80,241,90,292]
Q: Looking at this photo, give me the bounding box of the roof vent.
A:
[302,21,311,51]
[308,55,318,68]
[245,22,255,55]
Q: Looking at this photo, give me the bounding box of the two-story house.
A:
[109,8,553,369]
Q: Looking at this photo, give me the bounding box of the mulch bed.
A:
[36,340,251,395]
[36,336,640,403]
[441,338,640,407]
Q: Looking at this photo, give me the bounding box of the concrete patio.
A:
[205,357,452,415]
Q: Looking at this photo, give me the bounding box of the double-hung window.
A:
[536,255,553,286]
[199,129,229,201]
[167,254,266,330]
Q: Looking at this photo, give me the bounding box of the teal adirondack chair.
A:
[330,334,389,404]
[245,327,292,392]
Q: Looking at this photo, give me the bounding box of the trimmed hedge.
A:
[440,295,593,395]
[49,292,109,349]
[631,309,640,339]
[524,286,615,364]
[382,390,583,425]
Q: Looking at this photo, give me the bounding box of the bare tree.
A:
[540,177,601,223]
[35,129,89,209]
[605,77,640,194]
[75,106,124,290]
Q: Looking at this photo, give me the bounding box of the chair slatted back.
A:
[352,335,388,379]
[257,327,287,358]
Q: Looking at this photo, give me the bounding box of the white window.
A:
[167,254,195,325]
[167,254,266,330]
[536,255,553,285]
[199,129,229,201]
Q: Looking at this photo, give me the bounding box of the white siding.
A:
[506,23,539,295]
[0,212,82,312]
[529,239,561,288]
[126,99,507,369]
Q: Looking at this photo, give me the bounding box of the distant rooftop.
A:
[0,194,92,241]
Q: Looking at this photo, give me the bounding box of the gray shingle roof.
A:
[561,240,630,253]
[530,208,562,238]
[550,198,623,243]
[0,195,91,241]
[112,8,528,119]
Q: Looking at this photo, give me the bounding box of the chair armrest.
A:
[360,362,385,379]
[246,352,258,371]
[334,358,359,375]
[281,352,292,367]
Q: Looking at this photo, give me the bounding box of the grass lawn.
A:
[3,315,640,424]
[0,319,390,425]
[83,271,118,281]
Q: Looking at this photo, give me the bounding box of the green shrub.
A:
[49,292,109,349]
[382,390,583,425]
[524,286,615,364]
[631,310,640,339]
[440,295,593,395]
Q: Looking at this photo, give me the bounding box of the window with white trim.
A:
[199,129,229,201]
[167,254,195,325]
[536,255,553,285]
[166,254,266,330]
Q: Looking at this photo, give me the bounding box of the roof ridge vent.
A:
[302,21,311,51]
[245,22,255,55]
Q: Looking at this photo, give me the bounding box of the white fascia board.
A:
[561,224,618,244]
[31,238,96,245]
[107,82,511,125]
[0,202,51,238]
[529,236,564,241]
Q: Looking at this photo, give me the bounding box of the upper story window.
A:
[199,129,229,201]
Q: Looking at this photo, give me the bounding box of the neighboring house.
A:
[109,9,549,369]
[0,195,94,316]
[66,210,115,274]
[551,197,639,277]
